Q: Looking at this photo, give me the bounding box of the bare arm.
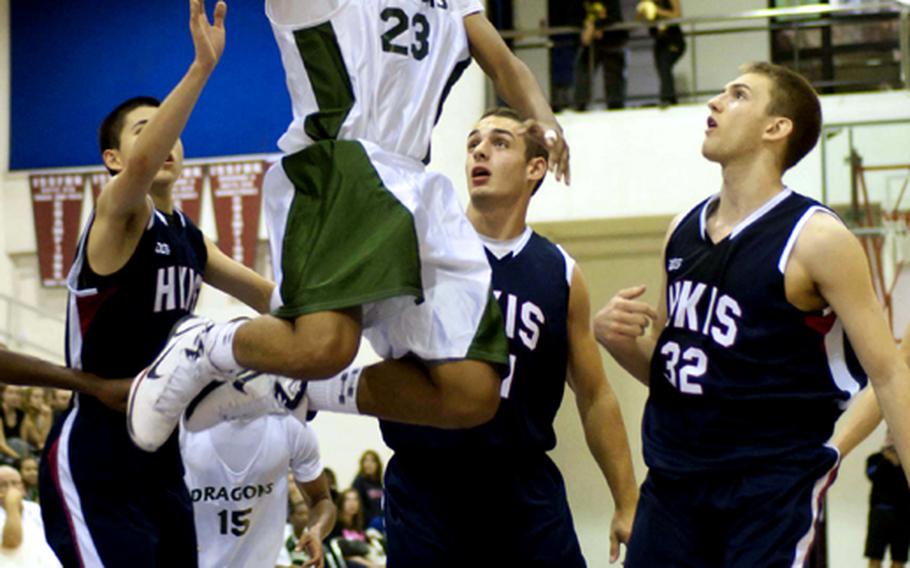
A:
[799,214,910,477]
[1,488,23,550]
[594,215,681,385]
[0,349,129,412]
[831,316,910,456]
[203,237,276,314]
[464,13,570,183]
[297,473,337,568]
[566,266,638,563]
[88,0,227,274]
[832,387,881,458]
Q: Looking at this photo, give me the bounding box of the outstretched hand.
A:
[190,0,227,70]
[521,119,571,185]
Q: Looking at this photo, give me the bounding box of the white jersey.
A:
[180,415,323,568]
[0,501,61,568]
[267,0,483,161]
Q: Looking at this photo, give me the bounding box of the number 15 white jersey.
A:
[180,415,323,568]
[267,0,484,161]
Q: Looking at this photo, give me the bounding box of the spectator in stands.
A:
[549,0,586,112]
[0,387,24,463]
[0,465,60,567]
[637,0,685,105]
[20,389,52,452]
[17,458,39,504]
[330,489,386,568]
[865,431,910,568]
[575,0,629,110]
[0,427,17,466]
[48,390,71,426]
[352,450,384,526]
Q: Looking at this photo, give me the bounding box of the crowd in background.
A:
[279,450,388,568]
[493,0,687,111]
[0,385,68,466]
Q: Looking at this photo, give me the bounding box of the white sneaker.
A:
[128,315,220,452]
[184,373,310,431]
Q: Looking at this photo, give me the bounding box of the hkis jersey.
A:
[644,190,867,474]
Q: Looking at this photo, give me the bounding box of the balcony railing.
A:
[497,1,910,108]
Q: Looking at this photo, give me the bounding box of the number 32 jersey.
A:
[267,0,483,160]
[644,190,867,475]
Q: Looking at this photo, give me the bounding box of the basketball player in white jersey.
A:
[180,414,334,568]
[130,0,572,452]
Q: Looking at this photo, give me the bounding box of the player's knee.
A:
[440,363,501,428]
[283,330,359,379]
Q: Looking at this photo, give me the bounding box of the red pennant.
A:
[173,165,204,224]
[29,174,86,287]
[208,161,265,269]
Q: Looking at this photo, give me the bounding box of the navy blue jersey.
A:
[381,229,573,453]
[66,208,207,379]
[40,207,206,566]
[644,190,867,474]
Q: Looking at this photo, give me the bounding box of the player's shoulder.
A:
[276,414,319,449]
[792,207,852,254]
[528,231,575,286]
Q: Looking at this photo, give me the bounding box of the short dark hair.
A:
[98,96,160,173]
[741,62,821,171]
[479,107,549,194]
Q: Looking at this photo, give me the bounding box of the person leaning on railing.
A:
[637,0,686,106]
[575,0,629,110]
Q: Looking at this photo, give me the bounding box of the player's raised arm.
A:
[464,13,570,184]
[95,0,227,223]
[565,266,638,563]
[202,237,276,314]
[798,213,910,480]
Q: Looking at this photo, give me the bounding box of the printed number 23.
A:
[381,8,431,61]
[660,341,707,395]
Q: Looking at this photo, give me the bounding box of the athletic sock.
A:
[306,366,362,415]
[206,319,246,376]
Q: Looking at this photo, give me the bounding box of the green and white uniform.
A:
[264,0,507,365]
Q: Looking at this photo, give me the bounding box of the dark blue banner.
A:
[10,1,290,169]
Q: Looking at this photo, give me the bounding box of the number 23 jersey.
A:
[267,0,483,160]
[644,190,867,475]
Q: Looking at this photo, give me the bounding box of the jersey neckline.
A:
[478,226,533,260]
[699,188,793,245]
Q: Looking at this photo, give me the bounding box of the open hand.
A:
[190,0,227,70]
[521,119,571,185]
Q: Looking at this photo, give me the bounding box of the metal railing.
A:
[498,1,910,106]
[0,292,65,362]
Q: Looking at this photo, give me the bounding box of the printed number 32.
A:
[660,341,707,395]
[381,8,431,61]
